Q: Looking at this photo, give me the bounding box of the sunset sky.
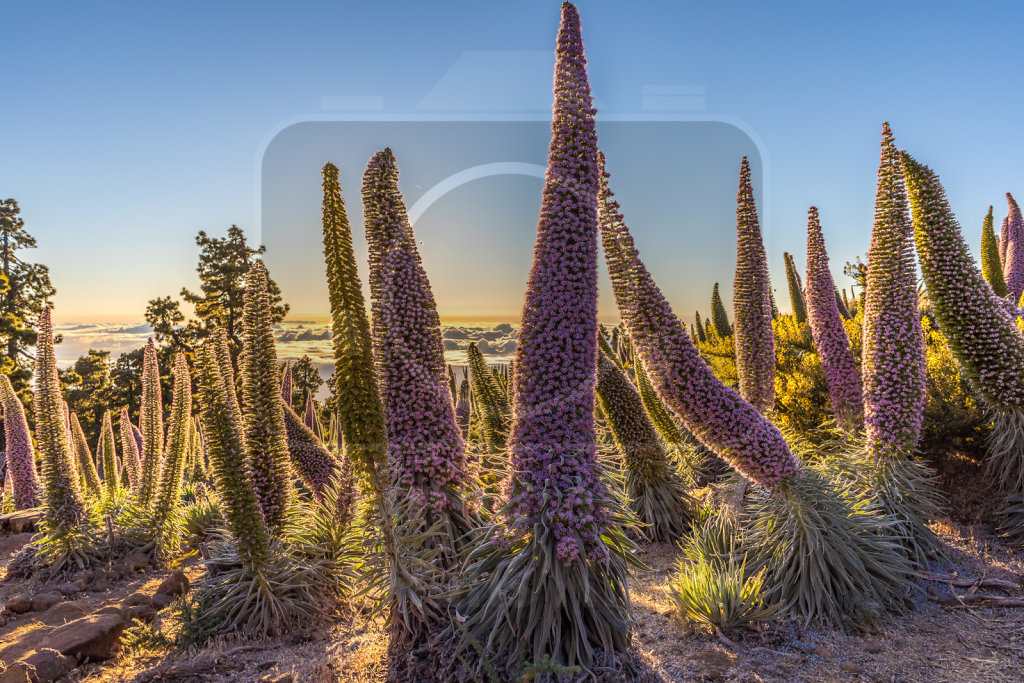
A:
[2,1,1022,324]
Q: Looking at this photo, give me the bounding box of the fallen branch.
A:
[919,572,1021,592]
[932,594,1024,608]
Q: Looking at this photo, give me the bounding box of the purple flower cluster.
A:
[981,206,1009,298]
[733,158,776,413]
[503,2,610,564]
[34,307,87,529]
[599,157,800,491]
[283,403,340,500]
[1002,193,1024,302]
[303,392,316,432]
[135,338,164,507]
[118,407,141,489]
[0,374,41,509]
[241,261,295,532]
[805,207,864,431]
[861,124,926,461]
[362,148,469,509]
[902,154,1024,408]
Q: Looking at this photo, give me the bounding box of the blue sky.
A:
[2,1,1021,321]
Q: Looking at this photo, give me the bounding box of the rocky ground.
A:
[2,457,1023,682]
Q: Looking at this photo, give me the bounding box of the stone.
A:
[37,613,127,661]
[156,570,190,597]
[126,553,150,571]
[0,533,34,558]
[0,509,43,534]
[70,570,94,584]
[0,662,33,683]
[19,648,75,682]
[125,591,153,607]
[57,582,82,596]
[30,592,61,612]
[3,593,32,614]
[46,600,90,623]
[151,592,175,609]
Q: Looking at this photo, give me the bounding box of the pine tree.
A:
[0,199,57,396]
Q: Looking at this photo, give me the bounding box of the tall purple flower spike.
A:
[502,1,610,565]
[1002,193,1024,302]
[34,307,87,528]
[1000,215,1009,266]
[732,157,776,413]
[241,260,294,532]
[861,124,926,461]
[805,207,864,431]
[599,154,800,491]
[135,338,164,507]
[362,148,469,509]
[0,374,41,508]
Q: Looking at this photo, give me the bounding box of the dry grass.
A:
[4,508,1024,681]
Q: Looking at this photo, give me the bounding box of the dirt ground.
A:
[3,454,1024,682]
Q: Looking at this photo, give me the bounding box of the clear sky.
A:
[2,1,1022,322]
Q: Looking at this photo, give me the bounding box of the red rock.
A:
[29,592,61,612]
[19,648,75,681]
[37,613,126,661]
[3,593,32,614]
[156,569,190,597]
[0,533,34,558]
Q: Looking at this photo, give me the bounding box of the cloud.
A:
[275,328,332,342]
